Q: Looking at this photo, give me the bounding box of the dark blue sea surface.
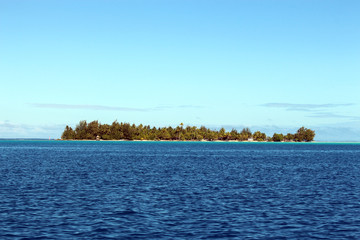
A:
[0,141,360,239]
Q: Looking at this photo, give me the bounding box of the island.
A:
[61,120,315,142]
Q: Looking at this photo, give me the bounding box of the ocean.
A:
[0,141,359,239]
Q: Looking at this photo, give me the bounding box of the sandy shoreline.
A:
[55,139,360,143]
[56,139,329,143]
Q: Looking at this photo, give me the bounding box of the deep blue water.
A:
[0,141,360,239]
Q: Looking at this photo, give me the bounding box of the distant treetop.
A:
[61,121,315,142]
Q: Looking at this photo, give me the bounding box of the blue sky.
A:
[0,0,359,141]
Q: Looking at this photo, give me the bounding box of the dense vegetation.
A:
[61,120,316,142]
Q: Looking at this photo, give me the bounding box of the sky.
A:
[0,0,359,141]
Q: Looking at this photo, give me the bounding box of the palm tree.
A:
[179,123,184,140]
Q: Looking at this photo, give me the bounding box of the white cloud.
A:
[0,121,64,139]
[30,103,204,112]
[262,103,354,111]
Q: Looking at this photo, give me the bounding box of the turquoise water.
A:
[1,141,360,238]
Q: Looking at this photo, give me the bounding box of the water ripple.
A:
[0,141,360,239]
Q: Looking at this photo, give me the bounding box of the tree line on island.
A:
[61,120,315,142]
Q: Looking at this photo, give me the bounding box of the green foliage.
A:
[110,121,123,139]
[75,120,88,139]
[284,133,295,142]
[230,129,239,140]
[295,127,315,142]
[239,128,252,140]
[159,128,171,140]
[219,128,226,140]
[61,120,315,142]
[272,133,284,142]
[61,125,75,140]
[253,131,266,141]
[87,121,100,139]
